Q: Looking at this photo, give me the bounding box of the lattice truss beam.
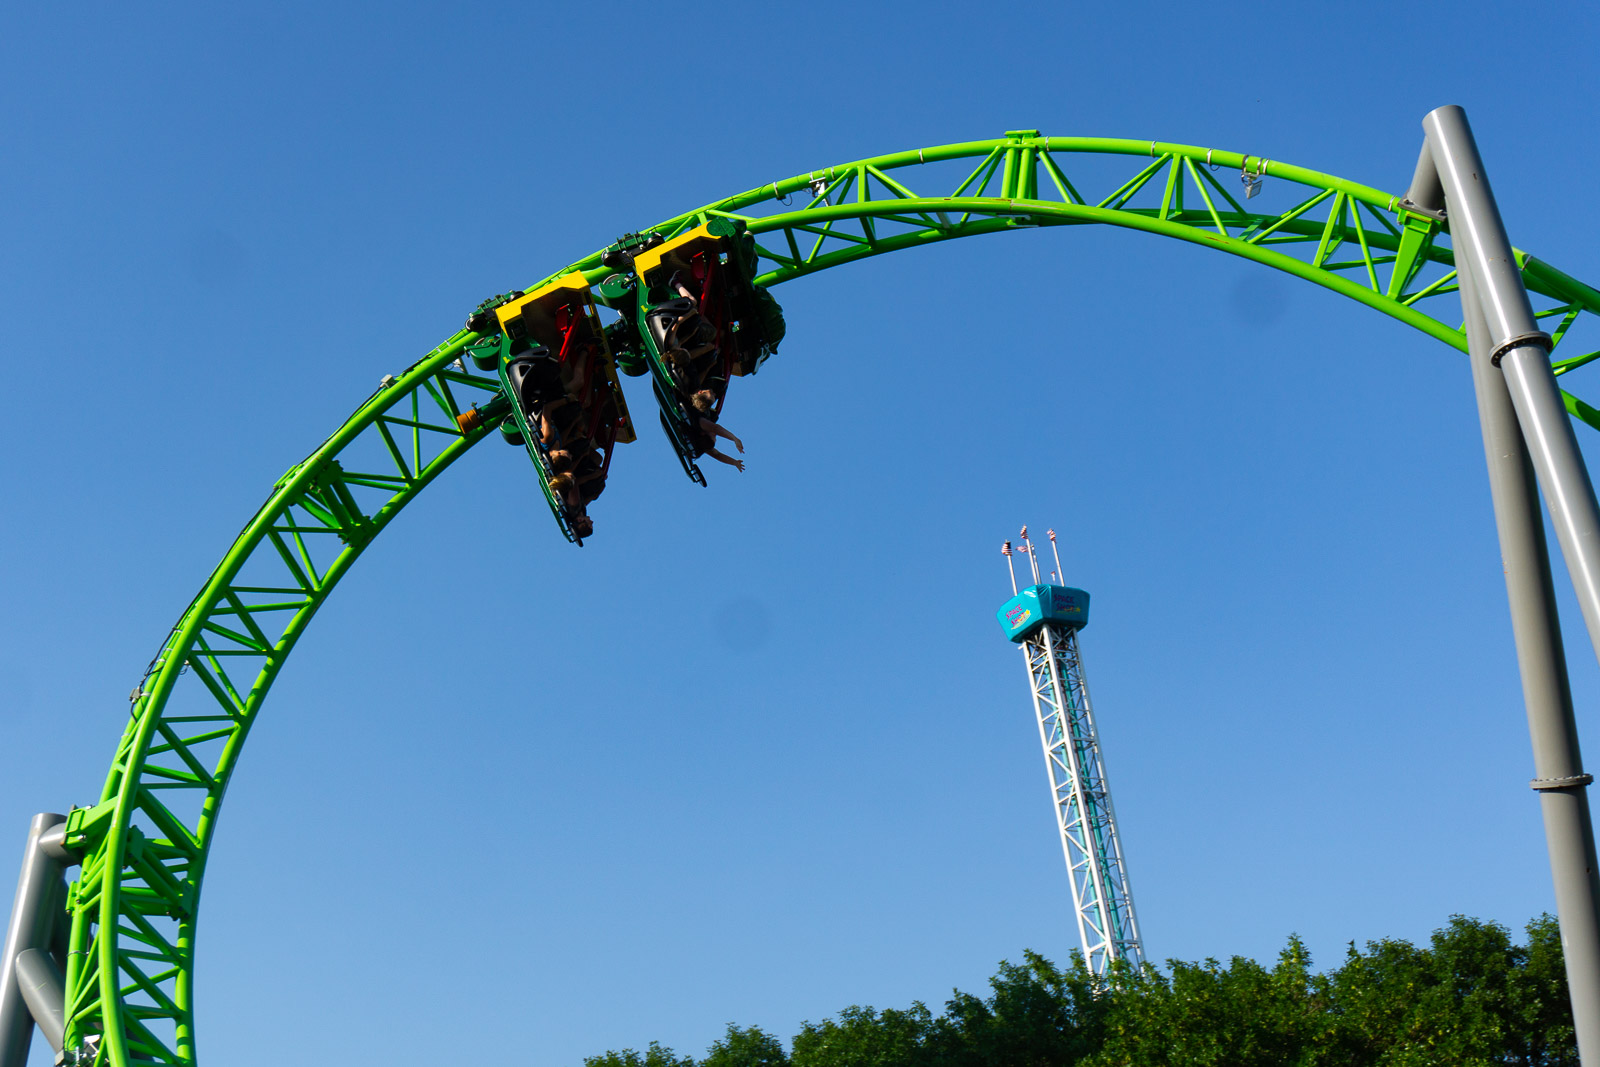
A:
[59,357,503,1064]
[1024,625,1142,976]
[50,132,1600,1065]
[667,133,1600,429]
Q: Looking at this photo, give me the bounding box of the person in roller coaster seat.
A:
[559,336,602,396]
[550,447,608,506]
[662,266,746,471]
[544,385,618,536]
[664,345,716,395]
[662,314,717,383]
[535,332,612,446]
[685,390,745,473]
[663,269,720,366]
[546,461,597,539]
[538,394,586,450]
[668,269,700,302]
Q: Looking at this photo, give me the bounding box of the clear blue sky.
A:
[4,2,1600,1064]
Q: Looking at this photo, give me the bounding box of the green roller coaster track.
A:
[50,130,1600,1065]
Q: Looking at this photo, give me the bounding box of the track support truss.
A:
[1022,623,1142,976]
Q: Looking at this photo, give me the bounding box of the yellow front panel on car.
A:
[633,224,729,290]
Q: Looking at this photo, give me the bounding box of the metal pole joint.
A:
[1532,774,1595,791]
[1402,141,1447,220]
[1397,197,1446,223]
[1492,331,1554,366]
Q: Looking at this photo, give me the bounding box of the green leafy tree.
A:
[584,1040,696,1067]
[1513,914,1579,1065]
[701,1024,790,1067]
[1326,914,1576,1066]
[791,1003,934,1067]
[1090,935,1344,1067]
[930,950,1108,1067]
[577,914,1576,1067]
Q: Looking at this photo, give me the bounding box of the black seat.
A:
[505,347,559,411]
[643,298,697,347]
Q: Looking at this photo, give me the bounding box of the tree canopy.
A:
[582,915,1575,1067]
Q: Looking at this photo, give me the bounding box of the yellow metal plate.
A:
[493,272,594,335]
[632,223,727,290]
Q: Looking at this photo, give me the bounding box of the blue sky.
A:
[4,2,1600,1063]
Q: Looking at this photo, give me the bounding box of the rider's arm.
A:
[700,418,744,452]
[703,446,745,472]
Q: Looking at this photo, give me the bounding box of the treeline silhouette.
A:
[584,915,1573,1066]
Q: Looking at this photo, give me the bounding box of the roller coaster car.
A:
[473,273,637,545]
[626,218,785,483]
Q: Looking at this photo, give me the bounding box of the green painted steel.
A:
[54,131,1600,1065]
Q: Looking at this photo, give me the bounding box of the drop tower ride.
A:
[997,527,1144,975]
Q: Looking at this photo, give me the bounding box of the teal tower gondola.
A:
[997,584,1090,642]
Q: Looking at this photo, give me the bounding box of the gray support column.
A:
[1400,142,1445,219]
[1461,255,1600,1062]
[0,813,67,1067]
[14,951,63,1054]
[1424,105,1600,668]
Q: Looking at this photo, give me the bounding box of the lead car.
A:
[457,273,636,544]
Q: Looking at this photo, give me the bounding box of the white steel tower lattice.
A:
[997,528,1144,976]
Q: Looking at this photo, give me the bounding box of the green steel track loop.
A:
[58,131,1600,1066]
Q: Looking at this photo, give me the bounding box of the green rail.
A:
[53,131,1600,1066]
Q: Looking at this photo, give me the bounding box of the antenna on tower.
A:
[1002,541,1018,595]
[1048,528,1063,586]
[1020,526,1042,585]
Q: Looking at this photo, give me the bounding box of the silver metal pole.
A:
[1423,106,1600,668]
[0,814,67,1067]
[1460,254,1600,1061]
[1022,528,1041,585]
[14,950,64,1054]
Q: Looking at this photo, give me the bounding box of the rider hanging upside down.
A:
[685,390,745,472]
[538,392,585,450]
[659,294,720,392]
[481,272,636,544]
[543,376,624,535]
[608,218,783,487]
